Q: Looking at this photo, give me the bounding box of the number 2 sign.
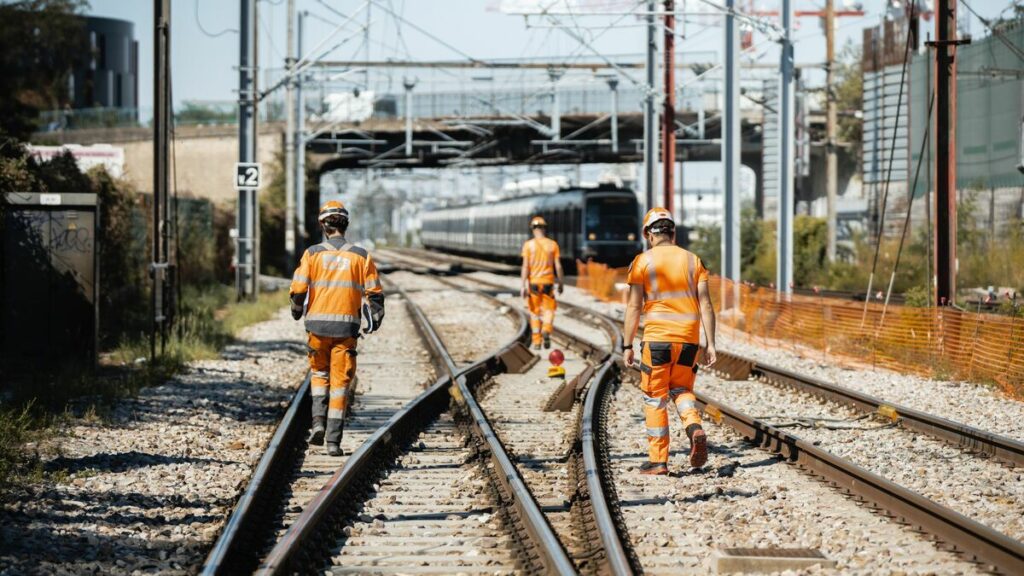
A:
[235,162,262,190]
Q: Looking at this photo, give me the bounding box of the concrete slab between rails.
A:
[709,548,837,573]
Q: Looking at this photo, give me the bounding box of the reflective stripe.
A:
[311,387,328,397]
[646,426,669,437]
[645,289,696,301]
[312,370,329,379]
[642,395,667,409]
[293,274,310,284]
[638,363,653,375]
[329,388,348,398]
[327,408,346,419]
[645,312,700,322]
[312,280,364,291]
[675,398,697,411]
[669,387,690,398]
[307,313,361,323]
[366,278,381,290]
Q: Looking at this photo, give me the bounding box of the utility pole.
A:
[644,0,658,212]
[722,0,741,294]
[152,0,170,359]
[295,11,307,249]
[662,0,676,215]
[934,0,961,304]
[284,0,296,266]
[403,77,416,155]
[549,68,563,138]
[237,0,258,299]
[825,0,838,261]
[777,0,795,296]
[607,77,619,153]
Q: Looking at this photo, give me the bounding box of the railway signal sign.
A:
[235,162,262,190]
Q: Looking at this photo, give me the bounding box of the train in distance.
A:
[421,183,642,269]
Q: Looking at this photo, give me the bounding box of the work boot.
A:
[543,334,551,349]
[326,443,344,457]
[308,421,326,446]
[688,426,708,468]
[639,462,669,476]
[533,342,542,351]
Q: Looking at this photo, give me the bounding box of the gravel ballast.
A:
[700,375,1024,541]
[0,308,308,575]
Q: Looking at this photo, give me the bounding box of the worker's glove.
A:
[290,302,303,320]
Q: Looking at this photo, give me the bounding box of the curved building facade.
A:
[71,16,138,111]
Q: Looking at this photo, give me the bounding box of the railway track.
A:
[200,295,436,575]
[387,247,1024,574]
[203,270,636,575]
[425,273,636,574]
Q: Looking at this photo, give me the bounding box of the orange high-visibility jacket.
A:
[290,237,384,338]
[522,237,560,285]
[626,245,708,343]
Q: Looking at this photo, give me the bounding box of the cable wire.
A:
[879,88,936,329]
[861,0,916,327]
[960,0,1024,63]
[194,0,239,38]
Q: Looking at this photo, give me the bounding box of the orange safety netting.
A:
[575,259,1024,399]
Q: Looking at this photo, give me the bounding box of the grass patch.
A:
[0,284,288,496]
[0,404,41,493]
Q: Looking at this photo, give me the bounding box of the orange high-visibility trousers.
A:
[526,284,557,346]
[638,341,702,464]
[308,333,357,444]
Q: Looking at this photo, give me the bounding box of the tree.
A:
[0,0,89,139]
[834,43,863,165]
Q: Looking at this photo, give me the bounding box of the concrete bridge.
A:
[33,108,767,208]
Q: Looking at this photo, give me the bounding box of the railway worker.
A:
[520,215,565,350]
[289,200,385,457]
[622,207,717,475]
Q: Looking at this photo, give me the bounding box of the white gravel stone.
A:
[0,307,307,575]
[700,374,1024,541]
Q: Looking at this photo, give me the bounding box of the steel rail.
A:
[713,350,1024,467]
[433,274,637,575]
[408,276,578,575]
[257,278,576,575]
[200,375,311,576]
[688,388,1024,575]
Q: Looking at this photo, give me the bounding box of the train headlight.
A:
[588,232,596,241]
[627,233,636,241]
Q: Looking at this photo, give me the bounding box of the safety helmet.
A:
[530,215,547,229]
[642,207,674,232]
[318,200,349,222]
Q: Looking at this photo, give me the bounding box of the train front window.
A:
[585,197,638,241]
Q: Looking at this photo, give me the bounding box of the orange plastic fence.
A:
[575,259,1024,398]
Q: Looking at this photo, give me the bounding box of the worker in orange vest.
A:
[520,215,564,350]
[290,200,385,457]
[623,208,717,475]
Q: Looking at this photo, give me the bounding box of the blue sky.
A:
[86,0,1009,112]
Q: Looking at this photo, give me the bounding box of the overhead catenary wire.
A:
[861,0,916,328]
